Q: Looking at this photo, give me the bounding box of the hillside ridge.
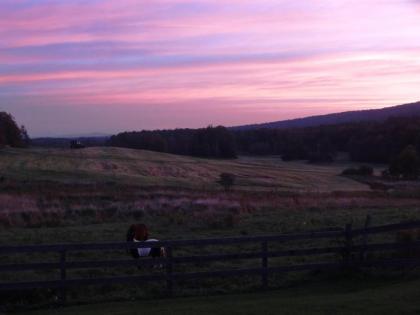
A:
[232,100,420,130]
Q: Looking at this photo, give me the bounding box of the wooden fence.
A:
[1,218,420,303]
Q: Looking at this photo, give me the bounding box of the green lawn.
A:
[23,278,420,315]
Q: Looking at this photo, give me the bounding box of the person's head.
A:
[127,223,149,241]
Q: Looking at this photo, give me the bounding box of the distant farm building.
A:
[70,140,85,149]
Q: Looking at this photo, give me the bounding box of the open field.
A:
[0,147,391,228]
[2,147,419,230]
[21,277,420,315]
[0,147,368,192]
[2,147,420,312]
[1,146,420,233]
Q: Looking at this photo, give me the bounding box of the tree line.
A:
[235,116,420,164]
[108,116,420,166]
[107,126,237,158]
[0,112,29,148]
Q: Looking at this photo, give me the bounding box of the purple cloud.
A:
[0,0,420,136]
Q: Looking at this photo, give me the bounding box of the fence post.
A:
[165,246,173,297]
[359,215,371,262]
[58,249,67,304]
[344,223,353,269]
[261,241,268,290]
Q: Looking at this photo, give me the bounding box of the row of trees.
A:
[108,116,420,167]
[0,112,29,148]
[108,126,237,159]
[235,116,420,164]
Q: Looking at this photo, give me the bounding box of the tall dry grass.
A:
[2,179,420,228]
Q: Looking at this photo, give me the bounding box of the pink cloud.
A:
[1,0,420,136]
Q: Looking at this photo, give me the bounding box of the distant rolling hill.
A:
[232,101,420,130]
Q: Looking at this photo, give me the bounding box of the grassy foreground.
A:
[23,278,420,315]
[2,147,420,313]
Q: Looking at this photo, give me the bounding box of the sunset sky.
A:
[1,0,420,137]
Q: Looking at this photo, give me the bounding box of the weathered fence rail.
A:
[1,220,420,302]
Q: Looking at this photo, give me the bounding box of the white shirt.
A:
[133,239,159,257]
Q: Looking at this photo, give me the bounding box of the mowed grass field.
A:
[0,147,368,192]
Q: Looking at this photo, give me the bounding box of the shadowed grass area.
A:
[3,206,420,245]
[2,205,420,309]
[0,147,368,192]
[22,278,420,315]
